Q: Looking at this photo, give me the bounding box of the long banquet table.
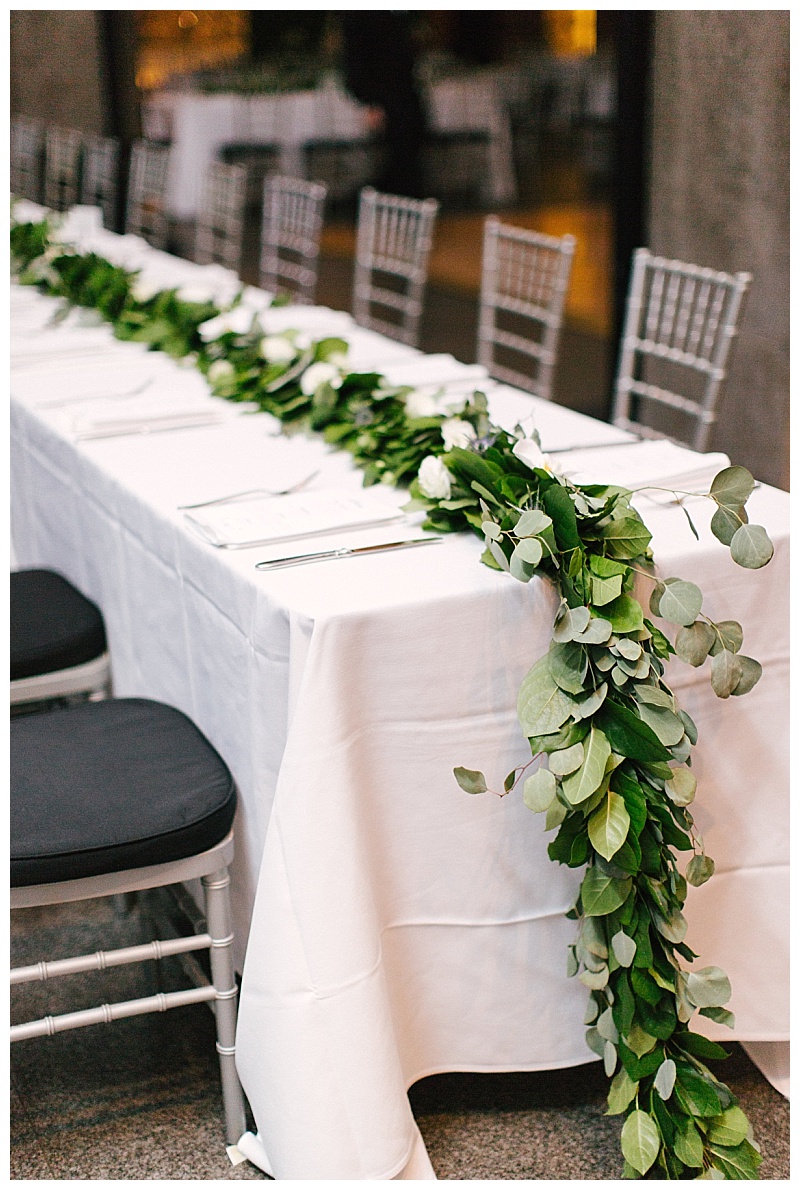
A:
[10,222,789,1179]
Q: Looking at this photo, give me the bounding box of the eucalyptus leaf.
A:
[709,620,744,655]
[615,638,642,661]
[655,910,688,943]
[545,796,568,831]
[453,766,487,795]
[579,965,610,989]
[657,579,703,626]
[675,621,716,667]
[634,683,673,708]
[515,508,551,537]
[711,502,747,545]
[620,1109,660,1175]
[636,702,686,747]
[549,641,589,695]
[611,929,637,968]
[553,603,591,643]
[686,966,732,1009]
[574,616,614,645]
[604,1039,618,1077]
[572,682,609,720]
[597,1007,620,1043]
[730,523,774,569]
[666,767,697,807]
[731,654,762,696]
[481,519,501,540]
[710,465,756,508]
[523,766,557,813]
[514,536,543,566]
[699,1006,736,1029]
[710,649,742,698]
[487,537,511,572]
[548,741,585,777]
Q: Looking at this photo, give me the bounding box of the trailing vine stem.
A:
[12,209,775,1179]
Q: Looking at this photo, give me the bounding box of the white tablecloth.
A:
[10,245,789,1177]
[144,73,517,218]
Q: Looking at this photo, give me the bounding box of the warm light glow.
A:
[134,10,248,91]
[177,10,198,30]
[543,11,597,58]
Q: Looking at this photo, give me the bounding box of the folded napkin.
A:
[185,487,405,549]
[257,306,356,337]
[556,439,730,497]
[380,355,489,389]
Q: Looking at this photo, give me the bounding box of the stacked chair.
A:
[195,161,247,271]
[352,186,440,347]
[80,134,120,229]
[259,174,327,304]
[611,248,752,451]
[477,216,576,400]
[125,139,171,249]
[42,127,83,212]
[11,115,45,201]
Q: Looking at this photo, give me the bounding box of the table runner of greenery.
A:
[11,207,774,1179]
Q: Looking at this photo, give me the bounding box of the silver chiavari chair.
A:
[11,115,45,201]
[125,139,170,249]
[81,135,120,229]
[612,248,752,452]
[195,161,247,273]
[43,127,83,212]
[477,217,576,401]
[352,186,440,348]
[259,175,327,304]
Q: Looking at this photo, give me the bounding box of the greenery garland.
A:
[12,208,775,1179]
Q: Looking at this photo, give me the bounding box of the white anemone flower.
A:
[417,456,452,500]
[512,437,554,474]
[405,390,439,419]
[198,306,255,342]
[300,361,342,395]
[131,274,163,303]
[260,335,297,364]
[441,418,475,451]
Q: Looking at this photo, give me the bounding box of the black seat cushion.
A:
[11,569,107,680]
[11,698,237,887]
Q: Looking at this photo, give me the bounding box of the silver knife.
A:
[256,536,443,570]
[546,437,642,454]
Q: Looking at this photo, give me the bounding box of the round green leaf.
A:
[654,1057,677,1101]
[675,621,716,667]
[666,767,697,806]
[588,791,630,860]
[711,502,747,546]
[686,966,732,1008]
[657,579,703,626]
[710,465,756,508]
[454,766,487,795]
[711,649,742,698]
[621,1109,661,1175]
[707,1105,750,1148]
[481,520,501,540]
[730,523,774,569]
[514,536,543,565]
[580,866,632,916]
[606,1067,639,1116]
[515,508,551,537]
[731,654,762,695]
[523,766,557,813]
[517,656,576,736]
[553,603,591,643]
[611,929,637,968]
[604,1039,617,1077]
[549,741,585,777]
[574,616,613,645]
[549,641,589,695]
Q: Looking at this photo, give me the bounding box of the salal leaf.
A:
[620,1109,660,1175]
[710,465,756,507]
[606,1067,638,1115]
[686,853,715,886]
[634,683,673,708]
[675,620,716,666]
[454,766,487,794]
[589,554,629,578]
[657,579,703,626]
[604,592,645,634]
[654,1057,677,1100]
[731,655,762,696]
[730,523,774,569]
[545,797,568,831]
[625,1022,658,1057]
[579,965,609,989]
[549,741,585,776]
[601,516,653,560]
[611,929,637,968]
[523,766,557,813]
[686,966,732,1008]
[711,649,742,698]
[580,866,632,916]
[707,1105,750,1148]
[562,726,612,805]
[699,1005,736,1029]
[517,656,576,736]
[591,572,623,606]
[707,1139,763,1179]
[597,702,672,763]
[588,791,630,860]
[673,1117,704,1168]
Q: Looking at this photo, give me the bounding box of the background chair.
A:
[11,115,44,201]
[43,126,83,212]
[195,161,247,273]
[11,569,111,711]
[125,139,170,249]
[80,134,120,229]
[11,697,246,1146]
[612,248,752,452]
[477,216,576,401]
[259,174,327,304]
[352,186,439,348]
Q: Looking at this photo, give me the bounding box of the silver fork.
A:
[34,377,154,409]
[178,469,321,510]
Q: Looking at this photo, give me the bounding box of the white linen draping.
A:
[10,247,789,1178]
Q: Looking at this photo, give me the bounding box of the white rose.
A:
[300,361,342,395]
[208,359,235,383]
[260,335,297,364]
[441,418,475,451]
[512,437,554,474]
[417,455,452,500]
[405,390,439,419]
[176,281,217,304]
[198,306,255,341]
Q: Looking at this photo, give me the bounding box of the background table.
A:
[10,242,789,1178]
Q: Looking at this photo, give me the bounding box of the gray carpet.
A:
[11,895,789,1180]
